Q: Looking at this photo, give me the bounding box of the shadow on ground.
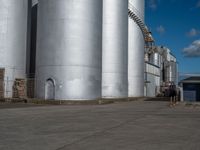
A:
[145,97,170,102]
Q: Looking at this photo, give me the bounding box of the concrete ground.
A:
[0,100,200,150]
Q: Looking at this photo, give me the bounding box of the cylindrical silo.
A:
[169,61,177,83]
[150,53,161,67]
[36,0,103,100]
[164,60,177,84]
[0,0,28,97]
[128,0,145,97]
[102,0,128,98]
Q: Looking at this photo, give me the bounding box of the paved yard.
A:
[0,100,200,150]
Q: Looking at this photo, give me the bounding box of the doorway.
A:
[45,78,55,100]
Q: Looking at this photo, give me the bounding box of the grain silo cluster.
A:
[0,0,177,101]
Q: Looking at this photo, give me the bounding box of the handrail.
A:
[128,7,146,40]
[128,3,144,21]
[128,3,155,49]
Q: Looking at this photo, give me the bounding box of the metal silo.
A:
[0,0,28,97]
[150,53,161,67]
[36,0,103,100]
[168,61,177,83]
[102,0,128,98]
[128,0,145,97]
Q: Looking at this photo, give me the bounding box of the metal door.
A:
[45,79,55,100]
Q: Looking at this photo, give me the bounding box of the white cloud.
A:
[187,28,200,37]
[183,40,200,57]
[156,25,165,34]
[148,0,159,10]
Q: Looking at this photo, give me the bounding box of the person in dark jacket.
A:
[169,85,177,107]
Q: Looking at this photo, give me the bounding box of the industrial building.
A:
[145,45,178,97]
[179,77,200,102]
[0,0,178,101]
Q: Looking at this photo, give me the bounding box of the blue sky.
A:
[145,0,200,75]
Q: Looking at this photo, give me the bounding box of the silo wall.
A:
[36,0,103,100]
[0,0,28,97]
[102,0,128,98]
[128,0,145,97]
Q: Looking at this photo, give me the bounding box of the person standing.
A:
[169,85,177,107]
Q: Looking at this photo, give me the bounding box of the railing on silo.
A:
[128,3,147,40]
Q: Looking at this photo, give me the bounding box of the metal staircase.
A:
[128,3,147,40]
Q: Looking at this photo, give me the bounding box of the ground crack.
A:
[55,116,143,150]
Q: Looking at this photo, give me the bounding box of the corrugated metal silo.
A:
[150,53,161,67]
[128,0,145,97]
[36,0,103,100]
[0,0,28,97]
[102,0,128,98]
[169,61,177,83]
